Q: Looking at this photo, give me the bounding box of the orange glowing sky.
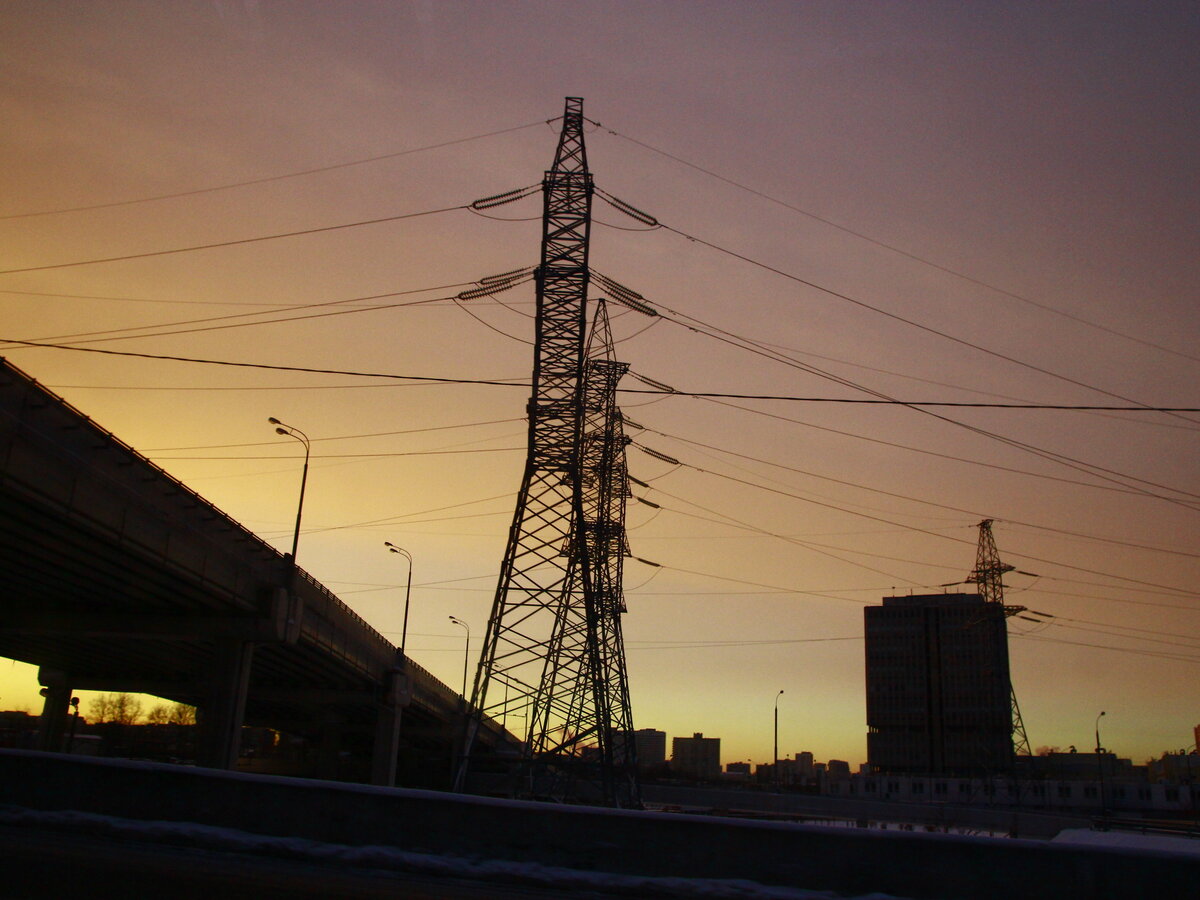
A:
[1,1,1197,767]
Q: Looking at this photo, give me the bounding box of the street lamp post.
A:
[384,542,414,657]
[1095,710,1107,815]
[774,689,784,790]
[268,417,310,564]
[449,616,470,702]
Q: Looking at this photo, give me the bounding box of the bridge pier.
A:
[35,668,72,753]
[370,658,411,787]
[196,640,254,770]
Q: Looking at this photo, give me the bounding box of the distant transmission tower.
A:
[455,99,639,806]
[966,518,1032,757]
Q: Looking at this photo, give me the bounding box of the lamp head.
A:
[268,417,281,425]
[275,427,288,436]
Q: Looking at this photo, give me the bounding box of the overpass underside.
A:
[0,358,506,787]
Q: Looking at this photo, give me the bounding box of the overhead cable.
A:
[2,119,551,220]
[0,204,467,275]
[654,220,1198,426]
[591,120,1200,366]
[2,338,1196,415]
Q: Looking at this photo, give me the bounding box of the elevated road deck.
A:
[0,357,510,784]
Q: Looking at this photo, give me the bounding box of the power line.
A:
[0,204,466,275]
[27,292,448,344]
[644,423,1200,559]
[6,335,1194,412]
[632,442,1195,597]
[593,120,1200,366]
[696,395,1182,501]
[144,416,524,452]
[152,447,522,460]
[12,280,472,348]
[644,482,935,587]
[0,287,293,308]
[629,297,1200,505]
[0,341,530,386]
[1015,633,1200,665]
[652,221,1200,428]
[1,119,551,220]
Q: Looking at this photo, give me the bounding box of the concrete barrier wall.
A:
[1,750,1195,900]
[641,782,1093,839]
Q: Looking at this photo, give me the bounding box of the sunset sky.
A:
[2,1,1197,768]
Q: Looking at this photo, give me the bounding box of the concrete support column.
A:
[196,639,254,770]
[35,669,72,753]
[371,703,402,787]
[370,662,411,787]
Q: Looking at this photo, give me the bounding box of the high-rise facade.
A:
[671,732,721,779]
[865,592,1013,775]
[632,728,667,769]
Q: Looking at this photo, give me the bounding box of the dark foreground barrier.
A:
[1,750,1195,899]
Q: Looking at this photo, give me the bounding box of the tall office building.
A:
[632,728,667,769]
[671,732,721,779]
[865,593,1013,775]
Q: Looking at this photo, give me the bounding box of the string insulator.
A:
[456,276,528,301]
[639,446,680,466]
[596,189,659,226]
[480,265,535,285]
[631,373,676,393]
[470,184,540,210]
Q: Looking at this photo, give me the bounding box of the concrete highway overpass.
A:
[0,357,512,785]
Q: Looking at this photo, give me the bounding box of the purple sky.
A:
[2,1,1197,767]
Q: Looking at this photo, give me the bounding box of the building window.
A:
[865,781,877,793]
[1112,787,1126,800]
[959,783,970,794]
[1165,788,1179,802]
[1032,785,1045,797]
[912,781,924,794]
[1057,785,1072,799]
[1138,788,1151,801]
[1083,786,1097,799]
[887,781,899,793]
[935,782,948,795]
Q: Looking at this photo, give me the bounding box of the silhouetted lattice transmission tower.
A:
[966,519,1033,757]
[454,99,645,807]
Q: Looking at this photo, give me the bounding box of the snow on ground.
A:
[0,805,908,899]
[1051,827,1200,856]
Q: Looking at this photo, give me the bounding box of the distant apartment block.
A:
[672,732,721,779]
[795,751,814,779]
[633,728,667,769]
[865,592,1012,775]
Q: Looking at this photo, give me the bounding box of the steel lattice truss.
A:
[457,99,638,804]
[530,302,639,806]
[967,518,1032,757]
